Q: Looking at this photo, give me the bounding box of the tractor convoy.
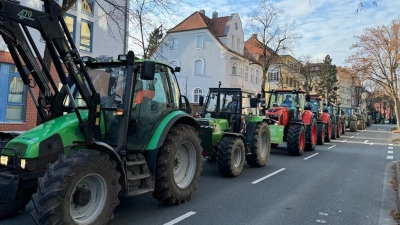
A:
[0,0,371,224]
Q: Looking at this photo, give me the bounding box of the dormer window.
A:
[235,22,238,30]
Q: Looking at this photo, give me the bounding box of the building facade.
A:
[0,0,128,132]
[152,10,263,103]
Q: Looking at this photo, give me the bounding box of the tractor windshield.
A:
[205,91,241,114]
[268,92,305,110]
[342,107,351,115]
[309,99,320,113]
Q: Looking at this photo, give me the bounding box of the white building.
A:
[0,0,128,131]
[151,10,263,103]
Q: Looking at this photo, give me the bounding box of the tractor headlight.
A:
[21,159,26,169]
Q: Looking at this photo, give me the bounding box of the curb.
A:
[379,161,399,225]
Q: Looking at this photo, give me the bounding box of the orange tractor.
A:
[264,89,317,156]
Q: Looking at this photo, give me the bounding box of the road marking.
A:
[364,140,369,143]
[370,143,374,145]
[164,212,196,225]
[328,145,336,149]
[388,147,394,150]
[356,133,360,135]
[388,151,394,154]
[304,153,319,160]
[252,168,286,184]
[342,139,347,142]
[387,155,394,160]
[389,144,394,146]
[350,136,354,138]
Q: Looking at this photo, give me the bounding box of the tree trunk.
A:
[395,97,400,130]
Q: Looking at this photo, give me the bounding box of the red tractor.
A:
[308,95,335,143]
[265,89,317,156]
[304,95,326,145]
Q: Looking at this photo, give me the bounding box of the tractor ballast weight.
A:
[265,89,317,156]
[197,85,271,177]
[0,0,203,224]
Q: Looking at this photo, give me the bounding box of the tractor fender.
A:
[244,121,259,152]
[70,140,127,192]
[321,112,331,124]
[301,110,314,125]
[145,111,200,176]
[221,132,247,152]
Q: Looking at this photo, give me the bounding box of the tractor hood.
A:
[4,111,89,158]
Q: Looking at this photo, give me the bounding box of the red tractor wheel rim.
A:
[322,128,325,143]
[311,124,317,144]
[299,131,305,150]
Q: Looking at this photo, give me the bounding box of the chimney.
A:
[200,9,205,15]
[252,34,258,39]
[212,11,218,18]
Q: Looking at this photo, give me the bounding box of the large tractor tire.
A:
[336,122,341,138]
[350,120,357,132]
[331,123,337,140]
[305,119,317,151]
[367,119,372,126]
[31,150,121,225]
[247,122,271,167]
[357,120,364,130]
[287,125,305,156]
[325,119,332,142]
[217,136,245,177]
[153,125,203,204]
[317,123,325,145]
[0,186,35,219]
[341,122,346,134]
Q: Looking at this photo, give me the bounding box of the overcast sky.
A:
[168,0,400,66]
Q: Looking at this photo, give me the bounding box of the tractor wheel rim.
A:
[233,146,242,168]
[328,123,332,136]
[299,131,305,150]
[173,141,197,189]
[322,128,325,143]
[259,130,268,158]
[311,124,317,144]
[70,173,107,224]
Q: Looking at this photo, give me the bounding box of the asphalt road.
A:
[2,124,397,225]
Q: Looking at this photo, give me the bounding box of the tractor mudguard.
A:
[245,122,258,152]
[145,111,200,176]
[301,111,314,125]
[321,113,331,124]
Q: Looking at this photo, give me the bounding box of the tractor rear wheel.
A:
[287,125,305,156]
[317,123,325,145]
[341,122,346,134]
[217,136,245,177]
[153,125,202,204]
[305,119,317,151]
[350,120,357,132]
[325,119,332,142]
[31,150,121,225]
[247,122,271,167]
[331,123,337,140]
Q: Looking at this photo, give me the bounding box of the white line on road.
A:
[350,136,354,138]
[327,145,337,149]
[356,133,360,135]
[304,153,319,160]
[370,143,374,145]
[388,151,394,154]
[387,155,394,160]
[342,139,347,142]
[164,212,197,225]
[389,144,394,146]
[251,168,286,184]
[388,147,394,150]
[364,140,369,143]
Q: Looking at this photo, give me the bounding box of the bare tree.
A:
[247,0,301,95]
[347,17,400,129]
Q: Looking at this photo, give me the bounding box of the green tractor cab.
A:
[196,85,271,177]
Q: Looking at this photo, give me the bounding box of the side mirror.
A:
[174,67,181,72]
[141,61,155,80]
[199,95,204,106]
[305,94,311,102]
[250,98,258,108]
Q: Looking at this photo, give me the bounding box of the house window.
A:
[172,38,178,50]
[196,35,204,49]
[245,66,248,80]
[232,65,237,75]
[80,20,93,52]
[64,14,76,41]
[237,38,240,50]
[256,70,259,83]
[250,68,254,82]
[269,71,279,81]
[231,35,235,48]
[1,65,26,122]
[194,60,204,75]
[81,0,94,15]
[193,88,203,103]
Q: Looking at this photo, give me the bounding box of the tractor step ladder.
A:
[126,153,153,196]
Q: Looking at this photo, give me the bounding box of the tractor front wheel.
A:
[325,120,332,142]
[305,119,317,151]
[287,125,305,156]
[218,136,245,177]
[317,123,325,145]
[31,150,121,225]
[341,122,346,134]
[350,120,357,132]
[331,123,337,140]
[153,125,203,205]
[247,122,271,167]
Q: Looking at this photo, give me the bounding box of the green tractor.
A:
[342,107,358,132]
[354,107,367,130]
[196,84,271,177]
[0,1,203,224]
